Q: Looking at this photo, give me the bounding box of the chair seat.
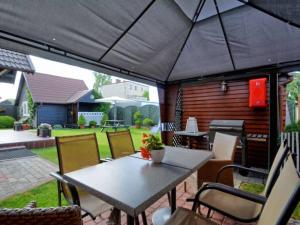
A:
[199,189,262,221]
[165,207,218,225]
[79,191,112,218]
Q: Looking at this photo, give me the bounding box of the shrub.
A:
[285,121,300,132]
[134,111,142,128]
[77,114,86,126]
[38,123,52,130]
[143,118,154,127]
[101,113,108,125]
[53,124,63,129]
[0,116,15,128]
[89,120,97,127]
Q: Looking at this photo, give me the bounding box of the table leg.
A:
[127,214,134,225]
[171,187,176,213]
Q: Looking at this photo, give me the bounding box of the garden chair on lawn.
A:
[187,142,290,223]
[166,154,300,225]
[50,133,112,221]
[0,201,82,225]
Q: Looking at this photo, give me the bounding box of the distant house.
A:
[100,80,149,100]
[15,73,99,127]
[0,48,34,84]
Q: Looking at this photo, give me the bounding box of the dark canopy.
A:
[0,0,299,84]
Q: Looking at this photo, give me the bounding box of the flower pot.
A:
[135,124,141,129]
[79,125,85,129]
[90,125,96,128]
[151,148,165,163]
[38,128,51,137]
[22,124,30,130]
[14,123,23,131]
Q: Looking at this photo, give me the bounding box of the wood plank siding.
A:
[179,75,290,168]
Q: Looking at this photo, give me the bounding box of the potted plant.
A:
[19,117,30,130]
[77,114,86,129]
[13,121,23,131]
[37,123,52,137]
[140,133,165,163]
[89,120,97,128]
[142,118,154,129]
[134,111,142,129]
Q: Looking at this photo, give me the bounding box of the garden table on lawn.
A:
[63,147,212,225]
[100,119,129,132]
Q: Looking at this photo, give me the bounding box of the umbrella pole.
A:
[114,102,117,125]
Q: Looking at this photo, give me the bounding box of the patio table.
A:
[173,131,207,148]
[63,148,212,225]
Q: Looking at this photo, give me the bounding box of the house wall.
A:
[101,81,149,100]
[37,104,67,126]
[180,75,289,168]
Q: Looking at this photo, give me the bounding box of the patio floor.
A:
[82,181,258,225]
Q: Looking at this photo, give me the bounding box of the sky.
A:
[0,56,159,102]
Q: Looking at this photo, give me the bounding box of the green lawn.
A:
[32,127,151,164]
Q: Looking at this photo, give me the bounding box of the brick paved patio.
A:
[0,156,57,200]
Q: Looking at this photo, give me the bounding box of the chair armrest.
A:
[190,182,266,211]
[216,164,268,182]
[100,158,113,163]
[50,172,80,206]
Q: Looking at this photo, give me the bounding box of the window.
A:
[22,101,29,116]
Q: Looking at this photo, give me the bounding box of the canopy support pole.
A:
[268,72,279,170]
[213,0,236,70]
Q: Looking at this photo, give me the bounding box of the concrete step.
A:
[0,145,27,151]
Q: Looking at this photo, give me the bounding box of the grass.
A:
[0,181,67,208]
[240,182,300,220]
[32,127,151,164]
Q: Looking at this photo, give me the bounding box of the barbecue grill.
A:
[209,120,247,166]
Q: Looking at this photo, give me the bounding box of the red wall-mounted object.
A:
[249,78,267,108]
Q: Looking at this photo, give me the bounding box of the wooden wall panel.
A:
[181,76,289,168]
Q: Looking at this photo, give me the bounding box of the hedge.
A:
[0,116,15,128]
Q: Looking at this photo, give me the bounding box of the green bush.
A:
[143,118,154,127]
[53,124,63,129]
[134,111,142,128]
[0,116,15,128]
[89,120,97,127]
[101,113,109,125]
[285,121,300,132]
[77,114,86,126]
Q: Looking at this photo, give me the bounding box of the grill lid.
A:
[209,120,245,128]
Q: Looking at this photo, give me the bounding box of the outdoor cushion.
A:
[165,207,218,225]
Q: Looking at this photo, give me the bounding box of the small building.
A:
[100,80,149,101]
[15,73,99,127]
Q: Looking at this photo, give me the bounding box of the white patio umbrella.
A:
[95,96,135,121]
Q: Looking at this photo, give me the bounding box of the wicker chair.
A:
[166,154,300,225]
[50,133,112,220]
[196,132,238,189]
[0,201,82,225]
[188,143,290,223]
[106,130,136,159]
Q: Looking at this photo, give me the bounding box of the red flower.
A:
[142,133,149,138]
[140,147,151,160]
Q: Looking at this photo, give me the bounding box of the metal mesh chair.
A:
[166,154,300,225]
[106,130,136,159]
[51,133,112,220]
[0,201,82,225]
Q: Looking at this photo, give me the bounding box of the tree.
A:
[142,90,150,101]
[287,73,300,103]
[93,72,112,98]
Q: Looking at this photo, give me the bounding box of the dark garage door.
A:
[37,105,67,125]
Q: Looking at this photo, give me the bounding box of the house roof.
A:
[0,2,299,84]
[23,73,89,104]
[0,48,34,72]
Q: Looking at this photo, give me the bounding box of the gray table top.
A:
[131,146,213,172]
[63,156,192,217]
[174,131,207,137]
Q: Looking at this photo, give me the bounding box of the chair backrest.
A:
[106,130,135,159]
[0,205,82,225]
[56,133,100,174]
[212,132,238,161]
[262,143,290,196]
[257,155,300,225]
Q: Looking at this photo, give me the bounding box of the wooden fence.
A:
[281,132,300,171]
